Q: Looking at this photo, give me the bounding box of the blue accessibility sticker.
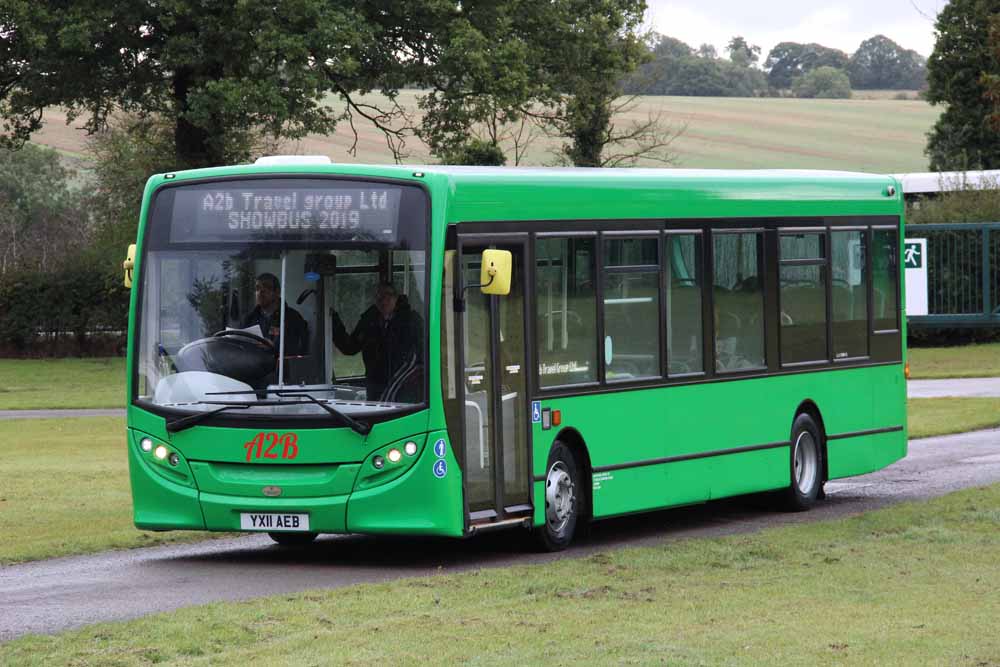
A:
[433,438,447,458]
[433,459,448,479]
[531,401,542,423]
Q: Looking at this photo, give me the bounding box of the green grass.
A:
[908,343,1000,379]
[0,357,125,410]
[908,397,1000,439]
[3,484,998,665]
[0,417,217,565]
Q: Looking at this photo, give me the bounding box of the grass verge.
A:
[908,397,1000,439]
[0,417,217,565]
[2,484,998,665]
[908,343,1000,379]
[0,358,125,410]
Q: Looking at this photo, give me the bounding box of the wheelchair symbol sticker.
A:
[433,459,448,479]
[433,438,447,458]
[532,401,541,423]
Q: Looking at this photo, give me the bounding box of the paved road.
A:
[907,378,1000,398]
[3,428,1000,642]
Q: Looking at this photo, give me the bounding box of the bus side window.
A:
[535,237,598,387]
[712,231,765,372]
[666,233,704,375]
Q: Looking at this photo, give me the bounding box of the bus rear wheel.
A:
[268,531,318,546]
[781,413,823,511]
[536,442,582,552]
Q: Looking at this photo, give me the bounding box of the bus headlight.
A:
[154,445,168,460]
[372,455,385,469]
[387,448,402,463]
[140,438,153,452]
[404,441,418,456]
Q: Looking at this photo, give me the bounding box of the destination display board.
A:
[165,181,404,243]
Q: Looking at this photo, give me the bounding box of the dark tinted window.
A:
[666,233,703,375]
[603,237,660,381]
[779,233,827,364]
[536,237,598,386]
[713,231,765,371]
[831,231,868,358]
[873,229,899,331]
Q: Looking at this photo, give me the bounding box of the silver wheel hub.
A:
[793,431,819,494]
[545,462,575,533]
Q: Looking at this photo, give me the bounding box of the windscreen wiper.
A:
[166,402,252,433]
[274,390,371,436]
[202,389,372,436]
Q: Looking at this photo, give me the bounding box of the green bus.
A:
[123,158,906,551]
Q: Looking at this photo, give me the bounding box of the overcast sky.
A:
[645,0,946,60]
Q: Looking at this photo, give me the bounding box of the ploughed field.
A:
[33,92,939,173]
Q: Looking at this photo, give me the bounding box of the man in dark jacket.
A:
[332,282,423,402]
[241,273,309,356]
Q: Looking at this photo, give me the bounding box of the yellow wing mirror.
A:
[480,249,512,296]
[123,244,136,288]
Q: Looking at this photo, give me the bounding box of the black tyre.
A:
[781,413,824,511]
[268,531,318,546]
[535,441,584,552]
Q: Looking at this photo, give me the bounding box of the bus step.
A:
[467,517,531,535]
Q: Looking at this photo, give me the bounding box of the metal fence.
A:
[906,222,1000,328]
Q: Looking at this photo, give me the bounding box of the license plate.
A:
[240,513,309,531]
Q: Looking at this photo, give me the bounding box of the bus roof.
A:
[150,163,902,221]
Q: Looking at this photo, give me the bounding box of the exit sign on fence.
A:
[904,238,927,316]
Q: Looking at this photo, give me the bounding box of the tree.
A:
[0,144,89,275]
[624,34,766,97]
[727,36,761,68]
[697,43,719,60]
[849,35,927,90]
[925,0,1000,170]
[792,66,852,99]
[421,0,680,168]
[1,1,438,167]
[765,42,850,89]
[984,14,1000,132]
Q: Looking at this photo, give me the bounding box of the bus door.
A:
[458,239,532,528]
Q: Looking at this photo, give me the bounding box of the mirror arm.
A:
[454,273,496,312]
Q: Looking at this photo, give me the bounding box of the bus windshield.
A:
[134,178,429,419]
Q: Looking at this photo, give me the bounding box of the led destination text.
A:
[200,190,392,232]
[169,185,403,242]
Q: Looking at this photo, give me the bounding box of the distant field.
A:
[32,91,939,173]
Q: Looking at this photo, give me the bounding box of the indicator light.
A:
[140,438,153,452]
[373,455,385,469]
[553,410,562,426]
[168,453,180,466]
[404,441,418,456]
[904,361,911,380]
[154,445,168,460]
[387,448,402,463]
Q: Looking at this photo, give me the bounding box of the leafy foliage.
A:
[848,35,927,90]
[792,67,852,99]
[0,1,430,167]
[764,42,850,89]
[625,34,767,97]
[0,144,90,276]
[925,0,1000,170]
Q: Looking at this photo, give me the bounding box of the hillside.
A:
[31,91,940,173]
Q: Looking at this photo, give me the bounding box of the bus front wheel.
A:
[268,531,318,546]
[782,413,823,511]
[536,442,582,552]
